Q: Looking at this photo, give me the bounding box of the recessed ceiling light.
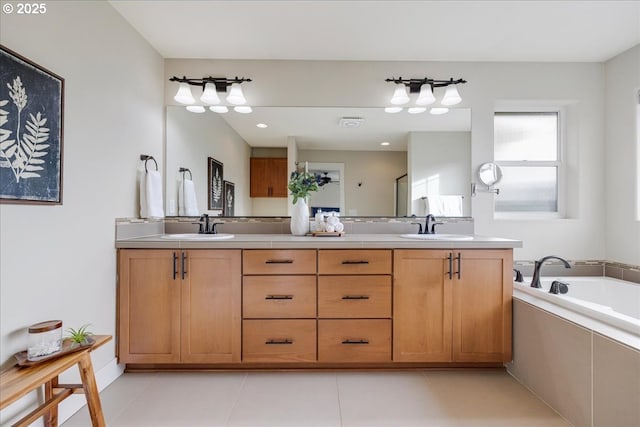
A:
[256,123,268,128]
[380,141,390,146]
[186,105,205,113]
[384,107,402,114]
[209,105,228,113]
[234,106,253,114]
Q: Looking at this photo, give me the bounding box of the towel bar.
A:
[179,167,193,180]
[140,154,158,172]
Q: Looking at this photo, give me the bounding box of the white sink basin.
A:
[161,233,234,240]
[400,234,474,241]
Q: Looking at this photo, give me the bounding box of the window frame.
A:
[493,109,566,219]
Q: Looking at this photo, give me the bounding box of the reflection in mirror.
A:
[166,106,471,217]
[478,162,503,186]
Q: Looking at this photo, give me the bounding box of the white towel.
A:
[140,170,165,219]
[425,195,463,216]
[178,178,199,217]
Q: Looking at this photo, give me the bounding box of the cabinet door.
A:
[118,250,181,363]
[393,250,453,362]
[181,250,241,363]
[268,157,288,197]
[452,250,512,363]
[250,158,270,197]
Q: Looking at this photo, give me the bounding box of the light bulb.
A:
[186,105,205,113]
[200,82,220,105]
[209,105,229,113]
[384,106,403,114]
[174,83,195,105]
[390,83,410,105]
[430,107,449,115]
[441,84,462,106]
[408,107,427,114]
[226,83,246,105]
[234,106,252,114]
[415,83,436,106]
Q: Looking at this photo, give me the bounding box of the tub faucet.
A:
[530,256,571,288]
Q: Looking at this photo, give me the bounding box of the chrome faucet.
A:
[530,256,571,288]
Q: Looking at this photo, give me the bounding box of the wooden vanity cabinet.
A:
[317,250,392,363]
[394,249,512,363]
[242,249,317,363]
[250,157,288,197]
[118,249,241,364]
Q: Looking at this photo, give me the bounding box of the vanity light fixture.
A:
[170,75,252,113]
[385,76,466,114]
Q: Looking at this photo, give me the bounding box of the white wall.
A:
[300,150,407,216]
[166,59,605,260]
[408,131,471,216]
[0,1,163,422]
[166,106,251,216]
[605,45,640,265]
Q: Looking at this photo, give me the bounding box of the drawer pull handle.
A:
[341,295,370,300]
[341,260,369,265]
[265,295,294,300]
[265,339,293,345]
[341,339,370,345]
[265,259,294,264]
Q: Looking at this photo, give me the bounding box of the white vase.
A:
[290,198,310,236]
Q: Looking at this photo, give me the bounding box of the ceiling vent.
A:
[339,117,365,128]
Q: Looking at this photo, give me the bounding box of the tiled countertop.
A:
[115,233,522,249]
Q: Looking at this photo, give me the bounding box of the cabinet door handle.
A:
[455,252,461,279]
[341,339,369,345]
[265,295,294,300]
[341,295,370,300]
[447,252,453,280]
[265,259,294,264]
[172,252,178,280]
[341,260,369,265]
[181,252,187,280]
[265,339,293,345]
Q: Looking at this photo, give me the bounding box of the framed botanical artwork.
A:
[223,181,235,216]
[207,157,224,210]
[0,45,64,205]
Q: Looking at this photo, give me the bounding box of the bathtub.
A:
[510,276,640,426]
[513,276,640,349]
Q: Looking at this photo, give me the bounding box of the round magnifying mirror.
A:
[478,162,503,186]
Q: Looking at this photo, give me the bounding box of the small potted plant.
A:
[65,324,94,348]
[288,170,321,235]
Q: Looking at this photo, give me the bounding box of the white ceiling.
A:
[111,0,639,63]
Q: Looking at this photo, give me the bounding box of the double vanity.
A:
[116,228,520,370]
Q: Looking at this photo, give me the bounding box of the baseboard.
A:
[57,358,124,424]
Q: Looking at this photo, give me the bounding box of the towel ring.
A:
[140,155,158,173]
[179,167,193,180]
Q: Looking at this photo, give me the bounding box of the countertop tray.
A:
[309,231,345,237]
[14,337,95,367]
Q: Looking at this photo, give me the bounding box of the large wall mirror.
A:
[166,106,471,218]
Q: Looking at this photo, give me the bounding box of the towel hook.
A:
[140,155,158,173]
[179,167,193,180]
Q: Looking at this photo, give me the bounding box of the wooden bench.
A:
[0,335,111,427]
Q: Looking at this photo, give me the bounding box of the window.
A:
[494,112,562,215]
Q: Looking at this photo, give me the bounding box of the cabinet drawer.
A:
[318,250,392,275]
[318,276,391,318]
[243,276,316,318]
[243,320,316,362]
[318,319,391,362]
[243,250,316,275]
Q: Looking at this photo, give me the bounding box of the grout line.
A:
[223,372,248,427]
[336,372,344,427]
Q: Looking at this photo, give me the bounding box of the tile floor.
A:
[63,370,571,427]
